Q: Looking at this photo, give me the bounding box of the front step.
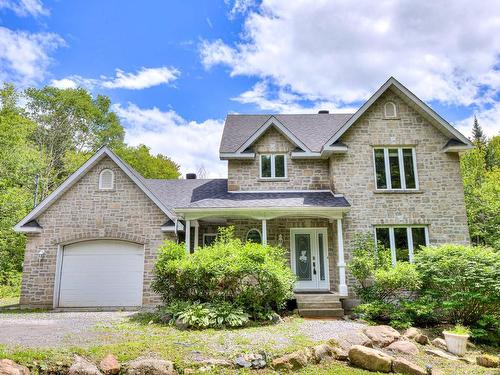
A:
[295,293,344,318]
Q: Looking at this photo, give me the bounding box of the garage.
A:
[57,240,144,307]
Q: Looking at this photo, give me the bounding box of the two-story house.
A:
[14,77,472,315]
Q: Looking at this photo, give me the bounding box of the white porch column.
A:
[336,218,348,296]
[185,220,191,254]
[193,221,199,251]
[262,219,267,245]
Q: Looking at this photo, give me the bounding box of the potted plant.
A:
[443,325,470,356]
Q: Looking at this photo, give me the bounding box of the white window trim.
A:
[99,169,115,190]
[374,225,429,265]
[202,233,217,247]
[384,101,397,118]
[246,228,262,242]
[259,154,287,179]
[373,147,419,191]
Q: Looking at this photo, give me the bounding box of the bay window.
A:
[373,147,418,190]
[374,226,429,265]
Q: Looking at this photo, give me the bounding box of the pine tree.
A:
[471,115,487,148]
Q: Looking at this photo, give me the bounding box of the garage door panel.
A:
[58,240,144,307]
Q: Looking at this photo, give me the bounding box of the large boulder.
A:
[364,325,401,347]
[431,338,447,351]
[386,340,419,355]
[348,345,394,373]
[476,354,500,368]
[414,333,430,345]
[403,327,420,339]
[312,344,334,363]
[126,358,176,375]
[69,356,102,375]
[392,358,427,375]
[99,355,120,375]
[0,359,30,375]
[271,350,310,371]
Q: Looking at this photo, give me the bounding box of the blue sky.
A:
[1,0,499,177]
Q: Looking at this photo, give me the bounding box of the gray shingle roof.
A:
[220,113,353,153]
[144,178,349,213]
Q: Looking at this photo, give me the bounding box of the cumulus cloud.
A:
[202,1,500,109]
[113,103,226,178]
[455,106,500,139]
[0,26,64,86]
[0,0,49,17]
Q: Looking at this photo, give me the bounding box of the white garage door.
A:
[58,240,144,307]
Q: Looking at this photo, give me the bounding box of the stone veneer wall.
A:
[330,89,470,294]
[20,156,174,308]
[227,127,330,191]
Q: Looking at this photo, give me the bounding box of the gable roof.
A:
[323,77,473,151]
[220,113,352,154]
[14,146,176,232]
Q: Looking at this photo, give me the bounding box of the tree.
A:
[115,144,180,179]
[471,116,487,148]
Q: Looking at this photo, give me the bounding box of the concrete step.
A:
[297,302,342,309]
[299,308,345,318]
[295,294,341,303]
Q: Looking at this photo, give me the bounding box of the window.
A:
[384,101,397,118]
[260,154,286,178]
[203,233,217,247]
[373,148,418,190]
[99,169,114,190]
[246,228,262,243]
[375,226,429,265]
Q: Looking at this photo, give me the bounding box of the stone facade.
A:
[227,127,330,191]
[20,156,174,308]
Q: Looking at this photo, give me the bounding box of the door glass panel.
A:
[295,234,312,281]
[403,149,416,189]
[412,227,427,254]
[394,227,409,262]
[388,149,401,189]
[318,233,325,281]
[374,149,387,189]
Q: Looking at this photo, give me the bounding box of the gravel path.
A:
[299,319,368,349]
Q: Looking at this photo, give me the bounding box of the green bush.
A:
[152,227,296,320]
[0,271,21,298]
[372,263,421,302]
[415,244,500,326]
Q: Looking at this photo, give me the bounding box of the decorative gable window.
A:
[260,154,286,179]
[384,101,397,118]
[373,147,418,190]
[99,169,114,190]
[375,225,429,265]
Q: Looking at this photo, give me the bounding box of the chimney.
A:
[318,110,329,114]
[186,173,197,179]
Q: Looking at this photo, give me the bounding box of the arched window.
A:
[384,101,397,118]
[246,228,262,243]
[99,169,114,190]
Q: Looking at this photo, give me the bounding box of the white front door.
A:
[291,228,330,291]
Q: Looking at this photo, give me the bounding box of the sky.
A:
[1,0,500,178]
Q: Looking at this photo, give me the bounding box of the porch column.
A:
[185,220,191,254]
[262,219,267,245]
[193,221,199,251]
[336,218,348,296]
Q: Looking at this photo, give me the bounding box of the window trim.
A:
[246,228,262,243]
[374,225,429,265]
[98,169,115,190]
[373,147,419,191]
[259,153,287,179]
[384,101,397,118]
[202,233,217,247]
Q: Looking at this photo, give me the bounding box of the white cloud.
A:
[101,67,179,90]
[113,103,226,178]
[0,0,49,17]
[455,106,500,139]
[226,0,256,19]
[49,77,78,89]
[202,1,500,107]
[0,26,64,86]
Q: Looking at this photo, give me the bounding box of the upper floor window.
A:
[260,154,286,179]
[375,225,429,265]
[373,147,418,190]
[384,101,397,118]
[99,169,114,190]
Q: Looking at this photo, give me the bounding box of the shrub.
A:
[415,244,500,326]
[0,271,21,298]
[152,227,296,319]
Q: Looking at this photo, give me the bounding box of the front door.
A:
[291,228,330,291]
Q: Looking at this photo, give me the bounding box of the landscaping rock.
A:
[312,344,334,363]
[414,333,430,345]
[0,359,30,375]
[386,340,419,355]
[174,317,188,331]
[127,358,176,375]
[194,358,232,368]
[476,354,500,368]
[234,353,266,369]
[69,356,103,375]
[331,346,349,361]
[270,312,284,325]
[271,350,310,371]
[392,358,427,375]
[348,345,394,373]
[403,327,421,339]
[425,348,458,361]
[99,354,120,375]
[364,325,400,347]
[431,338,447,351]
